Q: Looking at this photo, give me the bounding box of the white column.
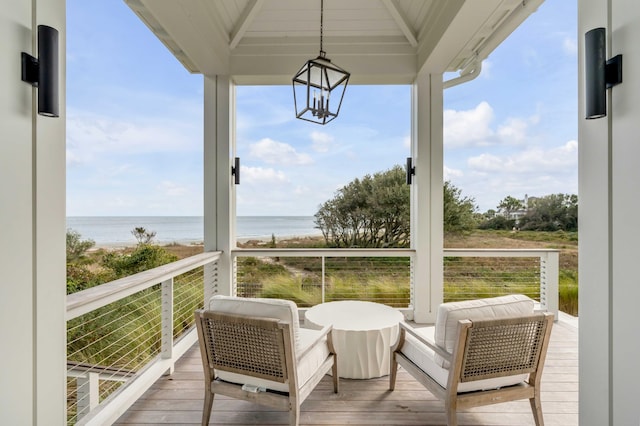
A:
[203,75,234,297]
[411,73,444,324]
[610,0,640,424]
[1,0,66,423]
[0,2,36,422]
[578,1,612,425]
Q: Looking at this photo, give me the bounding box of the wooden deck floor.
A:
[116,314,578,426]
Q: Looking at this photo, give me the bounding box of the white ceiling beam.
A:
[381,0,418,47]
[229,0,265,50]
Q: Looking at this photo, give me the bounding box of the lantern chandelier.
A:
[292,0,350,125]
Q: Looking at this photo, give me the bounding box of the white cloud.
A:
[445,102,543,148]
[467,140,578,174]
[497,117,529,144]
[444,166,464,180]
[157,181,188,196]
[249,138,313,165]
[310,131,334,153]
[444,101,495,148]
[241,166,288,184]
[66,110,201,166]
[562,37,578,56]
[403,135,411,149]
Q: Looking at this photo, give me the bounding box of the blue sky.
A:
[66,0,577,216]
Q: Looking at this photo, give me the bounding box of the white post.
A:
[76,373,99,420]
[204,260,219,307]
[411,72,444,324]
[204,75,234,298]
[321,256,326,303]
[161,278,174,375]
[539,252,559,319]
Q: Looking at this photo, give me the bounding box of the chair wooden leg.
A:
[201,387,214,426]
[289,400,300,426]
[530,393,544,426]
[389,354,398,390]
[332,357,339,393]
[445,398,457,426]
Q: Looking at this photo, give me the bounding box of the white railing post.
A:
[321,256,326,303]
[161,278,174,375]
[540,251,559,319]
[76,372,99,420]
[204,260,219,303]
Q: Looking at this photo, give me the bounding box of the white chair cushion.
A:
[401,326,527,393]
[434,294,534,368]
[214,327,330,393]
[208,295,301,350]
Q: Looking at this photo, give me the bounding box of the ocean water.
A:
[66,216,320,246]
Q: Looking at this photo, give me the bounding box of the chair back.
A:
[196,310,292,384]
[434,294,535,368]
[456,312,552,383]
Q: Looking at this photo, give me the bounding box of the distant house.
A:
[499,194,538,224]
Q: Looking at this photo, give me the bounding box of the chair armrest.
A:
[297,324,334,361]
[397,322,452,364]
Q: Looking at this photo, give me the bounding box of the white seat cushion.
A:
[401,326,527,393]
[434,294,534,368]
[214,327,330,393]
[208,295,301,350]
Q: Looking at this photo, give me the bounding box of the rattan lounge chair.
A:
[195,296,338,426]
[390,295,554,426]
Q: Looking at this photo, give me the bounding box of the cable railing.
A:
[64,247,558,425]
[65,251,221,425]
[443,249,559,316]
[233,248,559,317]
[233,248,414,309]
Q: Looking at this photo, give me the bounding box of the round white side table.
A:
[304,300,404,379]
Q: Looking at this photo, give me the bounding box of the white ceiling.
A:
[125,0,544,85]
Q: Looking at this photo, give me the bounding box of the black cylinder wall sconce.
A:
[584,27,623,119]
[21,25,59,118]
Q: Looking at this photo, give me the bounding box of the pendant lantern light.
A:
[292,0,350,125]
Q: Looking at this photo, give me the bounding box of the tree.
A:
[478,215,516,230]
[66,228,95,264]
[66,229,101,294]
[314,165,410,248]
[132,227,157,244]
[518,193,578,231]
[443,181,478,234]
[314,166,478,246]
[497,196,524,218]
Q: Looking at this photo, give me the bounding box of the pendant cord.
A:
[319,0,324,55]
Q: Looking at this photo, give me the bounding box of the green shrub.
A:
[101,244,178,278]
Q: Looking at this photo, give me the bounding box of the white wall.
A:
[610,0,640,423]
[579,0,640,424]
[0,0,66,423]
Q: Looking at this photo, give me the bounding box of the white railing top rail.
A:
[233,248,559,257]
[444,248,560,257]
[233,248,414,257]
[67,251,222,321]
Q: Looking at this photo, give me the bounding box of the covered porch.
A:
[6,0,640,424]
